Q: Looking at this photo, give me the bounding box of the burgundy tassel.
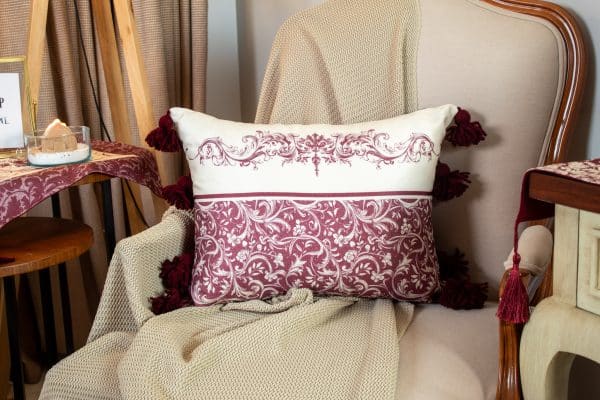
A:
[150,289,192,315]
[439,278,488,310]
[0,256,15,265]
[433,162,471,201]
[445,107,487,146]
[162,175,194,210]
[150,252,194,315]
[145,111,182,152]
[159,253,193,289]
[436,247,488,310]
[496,253,530,323]
[437,248,469,281]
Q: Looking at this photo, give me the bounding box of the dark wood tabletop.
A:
[528,170,600,214]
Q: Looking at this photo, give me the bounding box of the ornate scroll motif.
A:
[188,130,437,176]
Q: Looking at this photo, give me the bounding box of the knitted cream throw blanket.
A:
[256,0,420,124]
[41,0,420,398]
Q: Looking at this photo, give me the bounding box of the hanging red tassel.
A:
[496,172,555,324]
[162,175,194,210]
[496,253,530,323]
[145,111,182,152]
[433,162,471,201]
[445,107,487,146]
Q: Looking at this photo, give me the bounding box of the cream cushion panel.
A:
[418,0,566,297]
[396,303,498,400]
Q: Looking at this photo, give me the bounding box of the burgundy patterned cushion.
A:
[171,105,458,305]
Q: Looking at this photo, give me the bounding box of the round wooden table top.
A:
[0,217,93,278]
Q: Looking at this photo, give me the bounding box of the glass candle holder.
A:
[24,126,91,167]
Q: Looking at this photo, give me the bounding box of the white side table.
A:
[520,171,600,399]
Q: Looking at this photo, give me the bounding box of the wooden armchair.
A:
[39,1,585,399]
[255,0,585,398]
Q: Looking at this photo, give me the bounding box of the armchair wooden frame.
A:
[482,1,587,399]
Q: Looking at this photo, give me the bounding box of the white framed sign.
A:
[0,72,25,148]
[0,56,33,151]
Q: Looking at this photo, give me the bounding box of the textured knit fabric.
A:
[255,0,420,125]
[41,0,420,397]
[40,208,414,399]
[118,291,412,399]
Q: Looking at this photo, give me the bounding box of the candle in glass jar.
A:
[26,120,91,166]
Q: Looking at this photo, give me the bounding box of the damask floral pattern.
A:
[537,158,600,185]
[188,130,436,176]
[0,141,162,228]
[190,196,439,305]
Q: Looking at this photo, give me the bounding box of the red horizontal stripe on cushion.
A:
[194,191,432,199]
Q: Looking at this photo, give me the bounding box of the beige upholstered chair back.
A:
[257,0,584,299]
[420,0,583,297]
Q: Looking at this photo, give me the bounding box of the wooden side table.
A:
[0,218,93,400]
[0,141,163,399]
[520,171,600,399]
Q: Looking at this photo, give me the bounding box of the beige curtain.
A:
[0,0,207,395]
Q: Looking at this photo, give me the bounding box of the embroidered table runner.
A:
[516,158,600,225]
[0,141,162,228]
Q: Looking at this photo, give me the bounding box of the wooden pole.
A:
[91,0,147,233]
[90,0,133,145]
[112,0,156,146]
[113,0,167,219]
[25,0,49,130]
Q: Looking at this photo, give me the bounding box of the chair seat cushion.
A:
[42,302,499,399]
[396,302,498,400]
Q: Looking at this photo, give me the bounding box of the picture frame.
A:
[0,56,34,157]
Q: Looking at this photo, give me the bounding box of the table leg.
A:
[51,194,61,219]
[101,179,116,261]
[57,263,73,354]
[38,269,57,365]
[4,276,25,400]
[50,193,75,356]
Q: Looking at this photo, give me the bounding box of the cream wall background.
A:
[552,0,599,159]
[206,0,598,159]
